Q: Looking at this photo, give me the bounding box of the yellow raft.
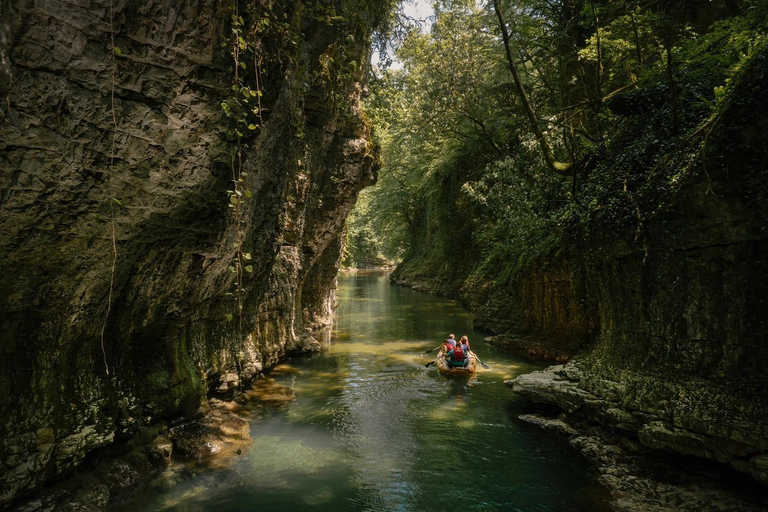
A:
[436,348,477,375]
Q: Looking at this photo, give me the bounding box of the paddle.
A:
[470,350,490,369]
[423,344,443,355]
[425,360,437,368]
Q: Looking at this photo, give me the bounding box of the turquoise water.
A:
[119,270,610,511]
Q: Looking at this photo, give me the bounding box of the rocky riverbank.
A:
[8,366,307,512]
[9,395,249,512]
[508,363,768,511]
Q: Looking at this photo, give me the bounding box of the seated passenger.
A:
[446,340,468,368]
[459,335,470,354]
[444,334,457,348]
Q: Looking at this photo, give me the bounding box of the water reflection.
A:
[117,270,609,511]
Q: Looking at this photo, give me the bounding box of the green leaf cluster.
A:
[348,0,767,294]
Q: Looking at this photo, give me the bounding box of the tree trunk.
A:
[492,0,574,176]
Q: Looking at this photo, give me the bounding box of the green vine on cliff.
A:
[222,1,266,393]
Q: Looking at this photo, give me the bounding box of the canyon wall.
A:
[513,44,768,485]
[0,0,379,506]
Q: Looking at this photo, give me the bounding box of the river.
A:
[119,270,610,511]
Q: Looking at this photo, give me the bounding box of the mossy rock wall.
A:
[572,46,768,478]
[0,0,378,505]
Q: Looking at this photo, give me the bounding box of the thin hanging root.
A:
[100,0,118,377]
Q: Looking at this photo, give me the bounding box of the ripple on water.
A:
[116,271,611,512]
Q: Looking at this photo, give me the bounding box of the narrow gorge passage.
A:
[2,1,767,510]
[118,271,610,511]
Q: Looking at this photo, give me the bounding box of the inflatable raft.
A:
[436,348,477,375]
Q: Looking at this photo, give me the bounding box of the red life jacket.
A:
[452,344,464,361]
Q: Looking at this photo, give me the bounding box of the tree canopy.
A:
[344,0,767,275]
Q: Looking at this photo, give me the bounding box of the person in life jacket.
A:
[445,334,456,348]
[446,340,468,368]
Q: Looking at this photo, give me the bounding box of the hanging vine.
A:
[222,0,266,393]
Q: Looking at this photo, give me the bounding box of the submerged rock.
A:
[168,398,251,466]
[518,414,579,436]
[244,377,297,405]
[148,435,173,466]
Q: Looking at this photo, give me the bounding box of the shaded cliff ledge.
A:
[0,0,382,507]
[508,363,768,511]
[6,367,302,512]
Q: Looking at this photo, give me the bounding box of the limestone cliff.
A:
[0,0,379,506]
[510,45,768,487]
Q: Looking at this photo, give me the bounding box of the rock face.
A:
[511,364,768,511]
[473,260,599,352]
[0,0,379,506]
[507,46,768,492]
[392,239,598,360]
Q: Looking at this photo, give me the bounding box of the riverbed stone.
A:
[148,435,173,466]
[732,454,768,486]
[517,414,579,436]
[566,433,768,511]
[507,364,596,413]
[168,398,251,466]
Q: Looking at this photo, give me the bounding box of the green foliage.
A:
[678,9,767,109]
[342,193,391,268]
[578,8,664,87]
[349,0,767,299]
[222,2,261,319]
[463,151,570,286]
[349,2,515,270]
[217,0,288,390]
